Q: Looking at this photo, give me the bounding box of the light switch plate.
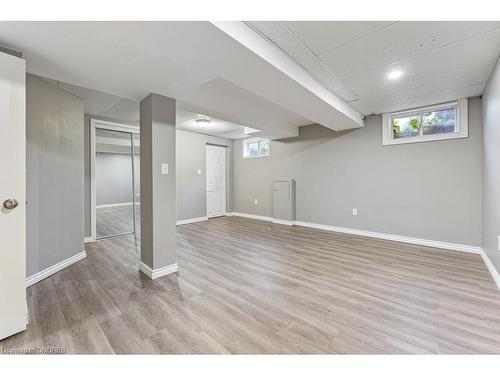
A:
[254,198,258,205]
[161,163,169,175]
[197,168,202,175]
[352,208,358,216]
[498,235,500,251]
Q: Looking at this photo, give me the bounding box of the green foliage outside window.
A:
[388,103,460,142]
[409,118,420,131]
[392,116,420,139]
[392,119,400,137]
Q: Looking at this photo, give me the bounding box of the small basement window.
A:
[243,137,270,158]
[382,98,468,145]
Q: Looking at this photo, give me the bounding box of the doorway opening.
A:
[90,119,140,240]
[206,144,227,218]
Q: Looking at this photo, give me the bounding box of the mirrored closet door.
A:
[91,121,140,240]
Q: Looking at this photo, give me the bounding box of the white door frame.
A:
[90,119,140,241]
[206,144,227,218]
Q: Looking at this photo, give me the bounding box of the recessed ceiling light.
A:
[388,70,403,80]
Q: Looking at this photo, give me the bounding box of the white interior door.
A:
[0,51,28,340]
[206,145,226,218]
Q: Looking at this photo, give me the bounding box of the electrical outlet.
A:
[254,198,258,206]
[352,208,358,216]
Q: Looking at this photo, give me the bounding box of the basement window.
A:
[243,137,270,158]
[382,98,468,145]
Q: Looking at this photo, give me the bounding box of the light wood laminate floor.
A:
[2,216,500,354]
[96,205,140,238]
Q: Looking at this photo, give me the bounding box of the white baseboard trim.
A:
[96,202,133,208]
[272,218,294,226]
[26,251,87,287]
[480,249,500,290]
[228,212,480,254]
[231,211,496,288]
[139,262,178,280]
[176,216,208,226]
[84,236,94,244]
[96,202,140,209]
[294,221,481,254]
[227,212,273,222]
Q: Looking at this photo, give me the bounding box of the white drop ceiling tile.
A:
[284,21,395,56]
[390,69,488,101]
[435,83,485,102]
[321,21,500,78]
[248,21,288,40]
[356,63,491,114]
[418,63,492,92]
[365,83,485,114]
[274,33,322,71]
[398,29,500,80]
[340,29,500,108]
[346,55,495,100]
[345,58,496,100]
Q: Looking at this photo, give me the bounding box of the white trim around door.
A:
[206,144,227,218]
[90,119,140,242]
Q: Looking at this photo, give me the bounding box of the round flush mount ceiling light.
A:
[387,70,403,80]
[196,117,211,129]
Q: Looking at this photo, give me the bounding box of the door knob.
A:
[3,199,19,210]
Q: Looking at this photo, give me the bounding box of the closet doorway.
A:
[90,120,140,240]
[206,144,227,218]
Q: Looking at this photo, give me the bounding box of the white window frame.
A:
[382,98,468,146]
[242,137,270,159]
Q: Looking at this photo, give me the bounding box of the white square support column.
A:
[139,93,177,279]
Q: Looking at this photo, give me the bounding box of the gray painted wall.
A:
[96,152,140,206]
[176,129,232,221]
[26,74,84,277]
[232,97,483,246]
[482,58,500,274]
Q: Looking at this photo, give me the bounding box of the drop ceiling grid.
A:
[336,28,500,113]
[249,21,500,115]
[319,24,500,79]
[247,21,365,113]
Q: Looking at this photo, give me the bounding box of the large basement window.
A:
[382,98,468,145]
[243,137,270,158]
